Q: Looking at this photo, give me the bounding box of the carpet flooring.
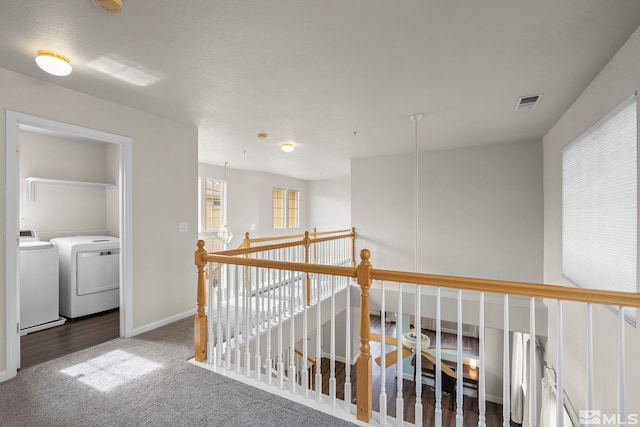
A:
[0,317,356,427]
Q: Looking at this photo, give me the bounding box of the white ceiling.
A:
[2,1,640,180]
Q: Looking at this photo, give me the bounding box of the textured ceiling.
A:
[2,1,640,179]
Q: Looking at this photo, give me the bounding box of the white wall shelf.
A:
[25,177,117,203]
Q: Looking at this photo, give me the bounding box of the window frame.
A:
[272,187,300,230]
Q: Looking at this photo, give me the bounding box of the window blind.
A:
[562,94,637,298]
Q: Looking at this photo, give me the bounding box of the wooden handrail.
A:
[210,230,355,258]
[203,253,357,277]
[371,269,640,308]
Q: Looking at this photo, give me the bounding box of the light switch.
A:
[178,222,189,232]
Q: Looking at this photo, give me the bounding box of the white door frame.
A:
[4,110,133,380]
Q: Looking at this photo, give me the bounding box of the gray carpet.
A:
[0,317,356,427]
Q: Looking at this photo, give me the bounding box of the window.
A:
[199,178,226,251]
[272,187,299,229]
[562,94,637,319]
[288,190,299,228]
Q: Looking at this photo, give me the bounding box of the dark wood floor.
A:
[20,309,120,370]
[316,315,518,426]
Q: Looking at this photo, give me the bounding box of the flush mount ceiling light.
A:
[281,143,295,153]
[35,50,72,76]
[93,0,123,13]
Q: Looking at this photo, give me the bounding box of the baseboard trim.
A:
[0,369,12,384]
[486,393,502,404]
[130,308,195,336]
[321,352,358,365]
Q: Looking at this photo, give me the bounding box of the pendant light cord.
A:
[410,114,423,274]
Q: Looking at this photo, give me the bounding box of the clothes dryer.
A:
[51,236,120,318]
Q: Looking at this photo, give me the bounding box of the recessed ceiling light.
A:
[93,0,123,13]
[35,50,72,76]
[281,143,294,153]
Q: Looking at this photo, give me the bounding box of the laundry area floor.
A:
[20,309,119,370]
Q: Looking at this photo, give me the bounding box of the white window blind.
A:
[562,95,637,300]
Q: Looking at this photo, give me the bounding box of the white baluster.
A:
[529,297,536,427]
[344,276,352,414]
[302,265,309,397]
[278,268,284,388]
[207,262,214,364]
[503,295,510,427]
[225,265,231,370]
[478,292,486,427]
[330,276,336,407]
[396,282,404,425]
[216,265,223,368]
[456,289,463,426]
[245,266,251,377]
[586,303,593,413]
[266,266,272,385]
[316,275,322,402]
[435,287,442,427]
[235,265,241,374]
[255,267,262,382]
[415,284,423,424]
[619,306,625,416]
[289,265,296,393]
[557,300,564,427]
[380,281,387,425]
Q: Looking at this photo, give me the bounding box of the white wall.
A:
[352,139,544,283]
[543,25,640,413]
[352,140,544,404]
[198,163,309,247]
[18,131,113,240]
[1,68,198,375]
[308,177,351,232]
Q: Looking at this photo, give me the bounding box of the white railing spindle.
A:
[478,292,486,427]
[330,276,337,407]
[435,286,442,427]
[396,282,404,425]
[529,297,536,427]
[315,275,322,402]
[344,276,351,414]
[289,265,296,393]
[456,289,463,426]
[380,281,387,425]
[503,294,510,427]
[415,284,422,425]
[586,303,593,413]
[619,306,625,416]
[557,300,563,427]
[234,264,241,374]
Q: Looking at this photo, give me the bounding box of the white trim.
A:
[0,369,9,383]
[190,359,371,426]
[321,352,358,365]
[4,111,134,381]
[129,308,195,336]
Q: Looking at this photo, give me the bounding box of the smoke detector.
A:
[514,94,543,112]
[93,0,122,13]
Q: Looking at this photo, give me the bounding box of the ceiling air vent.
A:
[514,94,543,112]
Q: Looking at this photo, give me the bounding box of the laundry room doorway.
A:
[5,111,133,378]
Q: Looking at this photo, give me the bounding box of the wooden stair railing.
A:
[196,237,640,424]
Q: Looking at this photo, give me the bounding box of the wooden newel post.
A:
[194,240,208,362]
[356,249,373,422]
[303,231,311,306]
[243,232,251,249]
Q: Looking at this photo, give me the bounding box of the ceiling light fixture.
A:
[281,143,295,153]
[258,133,268,139]
[35,50,72,76]
[93,0,123,13]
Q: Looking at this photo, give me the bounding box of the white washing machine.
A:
[19,230,66,334]
[51,235,120,318]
